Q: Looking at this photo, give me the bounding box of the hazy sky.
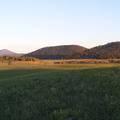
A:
[0,0,120,53]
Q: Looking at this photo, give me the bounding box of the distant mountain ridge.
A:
[0,49,23,57]
[1,41,120,59]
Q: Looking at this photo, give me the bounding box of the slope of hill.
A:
[25,45,87,59]
[0,49,23,57]
[81,42,120,59]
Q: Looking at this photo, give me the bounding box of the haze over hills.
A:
[0,49,23,57]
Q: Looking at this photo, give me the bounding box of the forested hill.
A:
[25,45,87,59]
[81,42,120,59]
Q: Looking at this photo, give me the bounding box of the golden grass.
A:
[0,60,120,70]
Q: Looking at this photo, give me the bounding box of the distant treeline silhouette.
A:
[0,56,37,62]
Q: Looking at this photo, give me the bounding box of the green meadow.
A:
[0,63,120,120]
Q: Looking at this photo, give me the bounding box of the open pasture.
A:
[0,62,120,120]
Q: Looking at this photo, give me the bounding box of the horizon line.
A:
[0,41,119,54]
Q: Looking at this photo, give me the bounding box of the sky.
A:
[0,0,120,53]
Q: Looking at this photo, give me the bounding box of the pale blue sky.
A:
[0,0,120,53]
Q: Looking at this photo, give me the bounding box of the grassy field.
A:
[0,63,120,120]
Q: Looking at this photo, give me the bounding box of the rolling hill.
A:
[0,49,23,57]
[1,41,120,59]
[25,45,87,59]
[81,42,120,59]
